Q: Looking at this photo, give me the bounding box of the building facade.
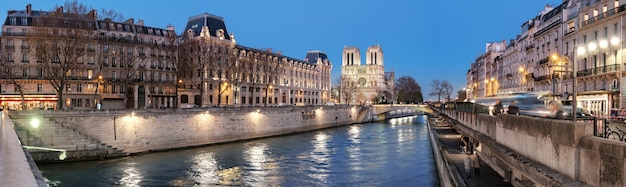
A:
[0,4,177,110]
[179,13,332,107]
[341,45,394,104]
[466,0,626,117]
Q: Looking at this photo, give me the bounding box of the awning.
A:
[0,95,58,101]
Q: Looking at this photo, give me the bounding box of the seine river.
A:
[38,115,439,186]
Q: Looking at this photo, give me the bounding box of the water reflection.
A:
[117,164,142,187]
[308,132,331,184]
[184,152,220,186]
[38,115,439,186]
[242,142,282,186]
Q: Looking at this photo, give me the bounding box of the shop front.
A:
[576,90,619,117]
[0,94,58,110]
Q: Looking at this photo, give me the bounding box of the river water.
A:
[38,115,439,186]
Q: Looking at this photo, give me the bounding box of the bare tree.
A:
[27,3,96,110]
[179,36,215,107]
[429,79,443,102]
[340,76,357,105]
[97,8,124,22]
[441,80,454,102]
[228,48,249,106]
[0,59,26,110]
[62,0,124,22]
[212,42,236,107]
[247,53,262,106]
[175,38,196,107]
[262,55,283,107]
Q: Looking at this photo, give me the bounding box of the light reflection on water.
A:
[118,165,142,187]
[38,115,439,187]
[185,152,220,186]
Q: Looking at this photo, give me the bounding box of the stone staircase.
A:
[356,106,371,122]
[11,116,126,162]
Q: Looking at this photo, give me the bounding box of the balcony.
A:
[1,32,26,36]
[506,73,513,79]
[576,64,619,77]
[581,5,626,27]
[5,45,15,50]
[538,57,550,65]
[534,75,551,81]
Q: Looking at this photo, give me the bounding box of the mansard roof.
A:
[236,45,327,66]
[184,13,230,40]
[304,50,329,64]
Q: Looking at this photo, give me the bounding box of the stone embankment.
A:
[11,105,367,162]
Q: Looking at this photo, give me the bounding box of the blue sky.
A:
[1,0,562,100]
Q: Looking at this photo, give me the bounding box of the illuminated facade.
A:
[341,45,394,104]
[0,4,177,110]
[466,0,626,116]
[179,13,332,107]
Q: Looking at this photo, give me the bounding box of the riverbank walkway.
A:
[430,116,512,187]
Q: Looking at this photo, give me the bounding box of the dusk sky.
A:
[1,0,562,100]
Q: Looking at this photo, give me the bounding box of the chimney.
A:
[137,19,144,26]
[124,18,134,25]
[266,48,272,53]
[56,6,63,15]
[26,4,32,15]
[166,25,175,31]
[88,10,97,20]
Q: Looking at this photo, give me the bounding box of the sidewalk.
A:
[430,117,512,187]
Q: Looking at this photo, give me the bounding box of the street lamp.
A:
[552,53,576,121]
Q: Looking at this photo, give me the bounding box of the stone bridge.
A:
[364,104,431,121]
[433,102,625,187]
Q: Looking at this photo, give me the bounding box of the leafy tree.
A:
[456,89,467,102]
[395,75,422,104]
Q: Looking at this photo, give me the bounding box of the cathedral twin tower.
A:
[341,44,394,104]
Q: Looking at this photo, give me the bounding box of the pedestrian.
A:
[507,100,519,115]
[492,100,503,115]
[472,154,481,177]
[464,154,472,178]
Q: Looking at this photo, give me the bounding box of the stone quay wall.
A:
[438,107,625,187]
[11,105,363,161]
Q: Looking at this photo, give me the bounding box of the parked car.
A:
[561,106,594,119]
[610,109,626,123]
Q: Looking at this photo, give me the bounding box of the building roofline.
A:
[188,13,224,21]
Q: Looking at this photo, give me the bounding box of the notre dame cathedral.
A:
[341,44,394,104]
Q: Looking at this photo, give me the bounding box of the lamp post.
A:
[551,53,576,120]
[94,75,103,109]
[176,79,182,108]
